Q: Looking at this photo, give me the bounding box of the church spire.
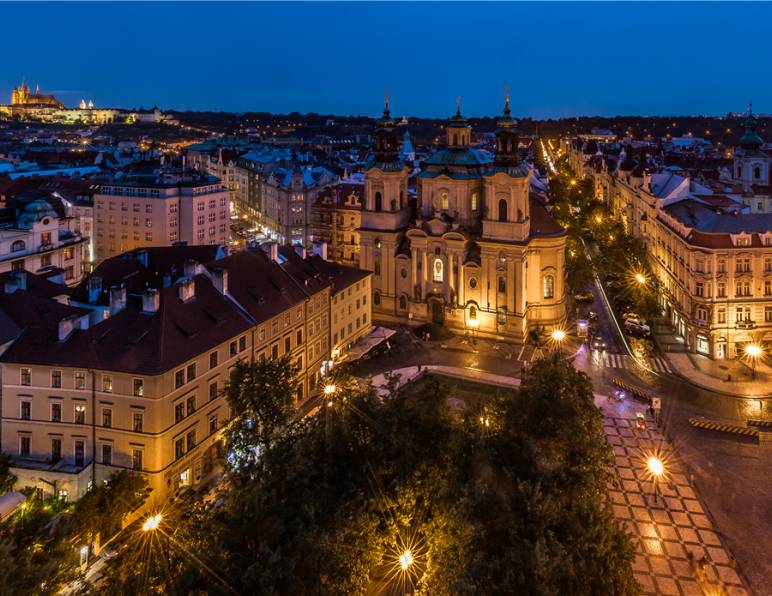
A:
[494,90,519,166]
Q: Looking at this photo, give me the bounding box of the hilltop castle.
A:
[10,79,64,109]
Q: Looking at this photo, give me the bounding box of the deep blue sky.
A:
[3,2,770,118]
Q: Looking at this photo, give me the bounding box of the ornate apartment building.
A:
[572,110,772,359]
[359,100,567,342]
[0,244,370,502]
[310,182,363,267]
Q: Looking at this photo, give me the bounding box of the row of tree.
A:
[96,355,637,595]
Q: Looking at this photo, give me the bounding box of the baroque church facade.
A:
[358,100,567,342]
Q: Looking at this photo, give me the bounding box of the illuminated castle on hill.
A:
[10,79,64,109]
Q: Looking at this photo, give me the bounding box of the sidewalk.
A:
[597,397,749,596]
[654,327,772,397]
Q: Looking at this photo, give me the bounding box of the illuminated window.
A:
[433,258,444,282]
[543,275,555,299]
[471,192,479,211]
[441,192,449,211]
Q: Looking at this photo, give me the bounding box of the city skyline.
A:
[3,1,772,118]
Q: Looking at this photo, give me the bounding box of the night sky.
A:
[3,2,770,118]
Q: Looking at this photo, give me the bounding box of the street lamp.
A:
[744,344,763,379]
[142,513,162,532]
[551,329,566,352]
[646,456,665,504]
[634,272,647,285]
[399,549,414,571]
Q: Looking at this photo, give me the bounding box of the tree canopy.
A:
[98,356,636,595]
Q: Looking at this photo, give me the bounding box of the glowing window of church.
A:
[471,192,479,211]
[543,275,555,300]
[433,258,444,283]
[469,305,477,320]
[441,192,449,211]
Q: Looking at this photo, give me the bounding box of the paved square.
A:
[601,409,748,595]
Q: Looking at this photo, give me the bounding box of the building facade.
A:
[310,183,363,266]
[571,110,772,359]
[0,199,86,285]
[359,100,567,342]
[0,243,370,502]
[93,171,230,262]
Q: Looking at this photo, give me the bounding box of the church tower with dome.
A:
[733,104,770,187]
[359,97,567,343]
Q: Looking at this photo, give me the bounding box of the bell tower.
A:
[482,94,530,242]
[359,97,410,316]
[733,103,770,186]
[446,98,472,148]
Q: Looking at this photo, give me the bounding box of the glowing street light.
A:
[323,384,336,395]
[399,549,414,571]
[634,272,647,285]
[744,344,763,379]
[551,329,566,342]
[142,513,162,532]
[646,456,665,504]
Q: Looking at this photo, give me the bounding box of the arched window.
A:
[441,192,449,211]
[433,258,444,282]
[374,260,381,276]
[399,294,407,310]
[498,199,508,222]
[497,307,506,325]
[754,166,761,179]
[498,276,506,293]
[471,192,478,211]
[737,166,742,178]
[543,275,555,299]
[374,191,382,212]
[453,134,458,146]
[517,208,524,222]
[373,291,381,306]
[390,199,397,211]
[11,240,25,253]
[469,305,477,320]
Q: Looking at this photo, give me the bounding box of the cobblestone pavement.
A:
[600,400,750,596]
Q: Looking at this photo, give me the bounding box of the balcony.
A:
[736,320,756,330]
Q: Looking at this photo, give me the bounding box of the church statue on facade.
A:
[358,96,567,343]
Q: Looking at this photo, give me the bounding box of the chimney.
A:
[58,314,80,341]
[142,288,160,313]
[184,259,198,280]
[209,267,228,294]
[88,276,102,303]
[178,278,195,302]
[109,284,127,315]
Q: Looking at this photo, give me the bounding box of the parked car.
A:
[591,335,607,351]
[586,310,599,323]
[624,319,651,337]
[621,311,641,322]
[574,291,594,302]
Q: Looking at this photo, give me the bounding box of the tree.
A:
[223,356,299,480]
[0,454,17,495]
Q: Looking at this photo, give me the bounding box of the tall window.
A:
[440,192,449,211]
[399,295,407,310]
[10,240,25,252]
[498,199,508,222]
[433,258,444,282]
[754,166,761,179]
[469,305,477,320]
[498,276,506,293]
[374,192,382,212]
[471,192,479,211]
[497,308,506,325]
[543,275,555,299]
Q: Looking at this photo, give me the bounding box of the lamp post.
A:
[323,383,336,407]
[634,272,647,285]
[142,513,162,532]
[467,317,479,345]
[551,329,566,353]
[646,456,664,504]
[744,344,762,379]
